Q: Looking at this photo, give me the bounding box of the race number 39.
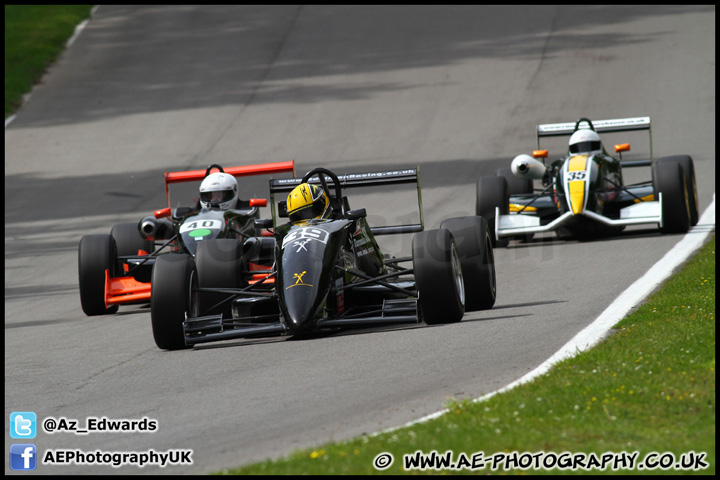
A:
[282,227,329,248]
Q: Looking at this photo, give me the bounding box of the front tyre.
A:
[196,239,246,317]
[151,254,196,350]
[413,229,465,325]
[653,160,690,234]
[111,222,154,282]
[476,175,509,248]
[440,216,496,311]
[78,234,119,316]
[656,155,698,226]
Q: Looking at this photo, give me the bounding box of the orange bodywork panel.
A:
[164,161,296,184]
[248,262,275,285]
[105,270,152,307]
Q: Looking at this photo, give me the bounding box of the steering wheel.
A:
[301,167,345,217]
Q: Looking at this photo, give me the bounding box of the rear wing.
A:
[536,116,653,161]
[162,161,296,209]
[268,168,424,235]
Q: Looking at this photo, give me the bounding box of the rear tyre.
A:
[653,161,690,234]
[78,234,119,316]
[656,155,698,226]
[476,175,509,247]
[413,229,465,325]
[151,254,196,350]
[196,239,246,317]
[440,216,496,311]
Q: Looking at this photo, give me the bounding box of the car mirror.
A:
[278,201,289,218]
[614,143,630,153]
[254,218,273,229]
[154,207,172,219]
[346,208,367,220]
[173,207,193,218]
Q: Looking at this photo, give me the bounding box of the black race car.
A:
[150,167,497,350]
[77,161,296,315]
[476,117,698,246]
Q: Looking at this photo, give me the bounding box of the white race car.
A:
[476,116,698,246]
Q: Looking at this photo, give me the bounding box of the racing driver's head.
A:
[199,172,238,209]
[287,183,330,223]
[568,129,603,155]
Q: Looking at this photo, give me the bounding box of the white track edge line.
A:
[378,194,716,435]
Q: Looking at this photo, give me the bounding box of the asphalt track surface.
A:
[5,5,715,475]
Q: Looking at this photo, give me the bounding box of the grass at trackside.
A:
[5,5,94,118]
[222,236,715,475]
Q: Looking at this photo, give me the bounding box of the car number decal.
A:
[180,219,223,234]
[566,170,587,181]
[281,227,329,249]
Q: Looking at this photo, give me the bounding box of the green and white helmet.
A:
[568,129,603,155]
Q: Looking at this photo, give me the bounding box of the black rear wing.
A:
[268,168,424,235]
[536,116,653,161]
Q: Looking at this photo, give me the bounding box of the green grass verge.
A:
[5,5,94,118]
[222,236,715,475]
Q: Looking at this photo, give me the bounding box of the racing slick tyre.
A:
[476,175,509,248]
[656,155,698,227]
[111,222,154,282]
[496,168,534,243]
[78,234,119,316]
[440,216,496,311]
[151,254,196,350]
[412,228,465,325]
[196,239,247,317]
[652,160,690,234]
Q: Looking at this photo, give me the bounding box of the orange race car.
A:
[77,161,295,315]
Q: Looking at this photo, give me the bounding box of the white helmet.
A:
[568,129,603,154]
[199,172,238,209]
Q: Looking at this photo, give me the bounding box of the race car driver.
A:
[568,128,604,155]
[199,171,239,209]
[286,183,330,223]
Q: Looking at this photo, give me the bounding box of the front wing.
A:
[495,193,663,239]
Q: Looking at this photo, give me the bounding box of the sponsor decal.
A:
[286,271,313,289]
[353,226,371,247]
[272,169,416,188]
[292,239,312,252]
[335,278,345,313]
